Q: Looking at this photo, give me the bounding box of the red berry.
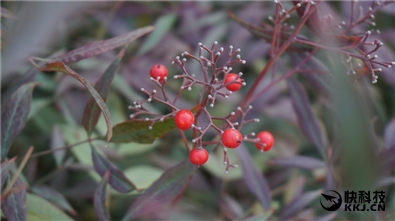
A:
[222,129,243,148]
[224,73,242,91]
[255,131,274,151]
[149,64,168,82]
[175,109,194,130]
[189,148,209,165]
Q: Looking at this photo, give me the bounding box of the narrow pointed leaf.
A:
[94,170,111,221]
[82,47,125,137]
[110,118,176,144]
[384,118,395,149]
[50,126,66,166]
[31,185,76,216]
[236,144,271,210]
[38,62,113,142]
[280,189,321,219]
[287,78,325,156]
[1,82,37,159]
[269,156,325,170]
[49,26,154,64]
[138,14,177,55]
[91,143,137,193]
[1,7,16,19]
[227,12,312,51]
[122,159,196,220]
[1,158,16,189]
[26,193,72,220]
[1,177,26,221]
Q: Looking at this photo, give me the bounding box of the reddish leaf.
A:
[269,156,325,170]
[39,62,113,142]
[50,126,66,166]
[110,118,176,144]
[91,143,137,193]
[49,26,154,64]
[122,159,196,220]
[1,82,37,159]
[94,170,110,221]
[1,177,26,221]
[82,47,126,137]
[31,185,76,216]
[287,78,325,156]
[236,144,271,210]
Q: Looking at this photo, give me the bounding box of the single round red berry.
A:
[255,131,274,151]
[149,64,168,82]
[175,109,194,130]
[222,128,243,148]
[224,73,242,92]
[189,148,209,165]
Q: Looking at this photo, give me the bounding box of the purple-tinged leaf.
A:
[122,159,196,220]
[280,189,321,220]
[0,7,16,19]
[82,47,125,137]
[378,144,395,175]
[244,210,273,221]
[49,26,154,64]
[1,82,37,159]
[384,118,395,149]
[1,157,16,188]
[236,144,271,210]
[37,62,113,142]
[50,126,66,166]
[111,118,176,144]
[315,212,337,221]
[94,170,110,221]
[287,78,325,156]
[91,143,137,193]
[1,177,26,221]
[227,12,312,51]
[268,156,325,170]
[31,185,76,216]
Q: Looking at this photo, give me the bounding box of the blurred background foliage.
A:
[1,1,394,220]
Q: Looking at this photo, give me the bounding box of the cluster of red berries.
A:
[150,65,274,166]
[134,42,274,171]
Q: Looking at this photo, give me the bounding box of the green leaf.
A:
[82,46,125,137]
[1,177,26,221]
[110,118,176,144]
[287,78,325,157]
[94,170,111,221]
[31,186,76,216]
[122,159,196,220]
[26,193,72,221]
[138,14,177,55]
[1,82,37,159]
[91,143,137,193]
[40,62,113,142]
[123,166,163,190]
[49,26,154,64]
